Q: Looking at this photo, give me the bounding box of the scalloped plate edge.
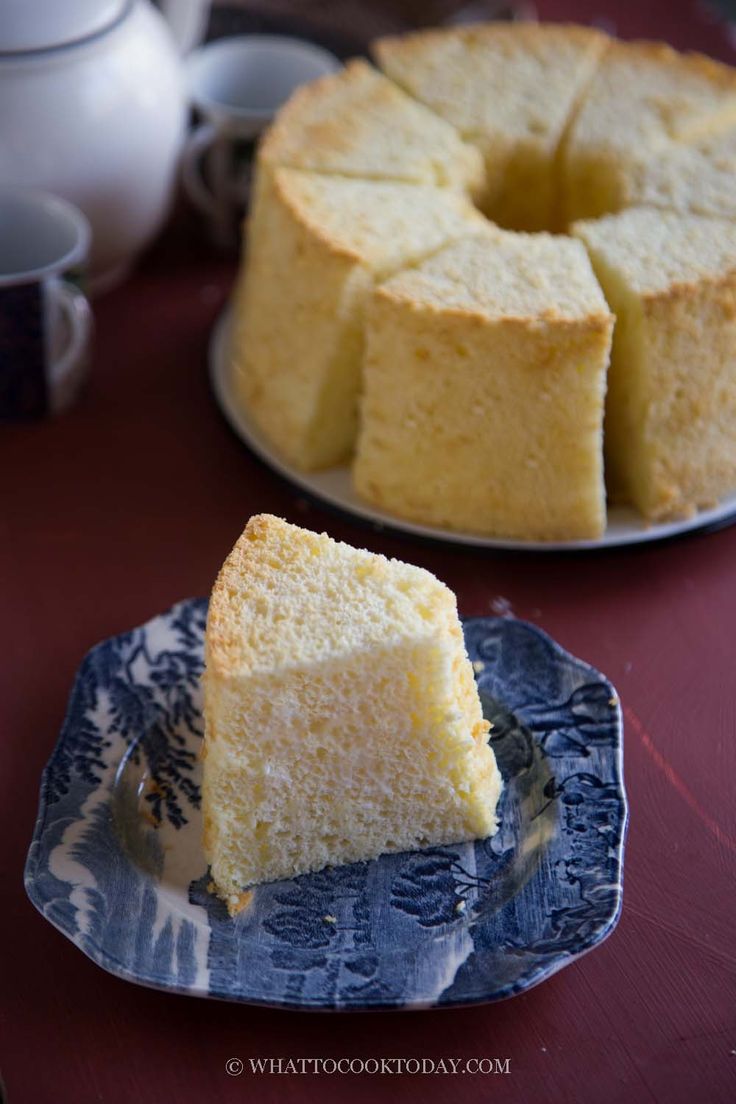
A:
[24,605,628,1010]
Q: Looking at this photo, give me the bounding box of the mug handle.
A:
[181,122,220,217]
[50,280,93,414]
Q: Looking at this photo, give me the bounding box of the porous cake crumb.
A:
[202,515,502,909]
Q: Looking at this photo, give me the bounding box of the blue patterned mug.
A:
[0,190,92,420]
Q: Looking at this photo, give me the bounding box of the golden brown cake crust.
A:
[206,514,292,678]
[374,22,610,68]
[230,22,736,537]
[257,60,373,168]
[257,57,484,194]
[202,515,502,896]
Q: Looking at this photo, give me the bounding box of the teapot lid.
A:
[0,0,129,54]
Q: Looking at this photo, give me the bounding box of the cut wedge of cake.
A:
[573,208,736,519]
[373,22,609,230]
[616,145,736,221]
[232,168,485,471]
[612,124,736,221]
[562,41,736,222]
[257,58,484,197]
[353,231,614,540]
[202,514,502,909]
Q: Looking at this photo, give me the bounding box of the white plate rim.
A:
[209,305,736,551]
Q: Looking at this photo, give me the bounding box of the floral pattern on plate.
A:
[25,600,627,1009]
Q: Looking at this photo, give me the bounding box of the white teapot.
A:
[0,1,193,291]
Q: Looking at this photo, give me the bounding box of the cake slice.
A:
[353,230,614,541]
[232,168,485,471]
[692,122,736,168]
[373,22,609,230]
[257,58,484,197]
[562,41,736,222]
[202,514,501,909]
[615,145,736,221]
[612,124,736,221]
[573,208,736,520]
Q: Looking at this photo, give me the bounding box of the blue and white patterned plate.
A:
[25,600,627,1010]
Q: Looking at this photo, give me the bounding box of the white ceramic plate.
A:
[209,306,736,550]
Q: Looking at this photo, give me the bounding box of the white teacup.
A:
[0,190,92,419]
[182,35,341,246]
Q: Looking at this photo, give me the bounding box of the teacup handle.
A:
[50,280,93,414]
[181,122,220,217]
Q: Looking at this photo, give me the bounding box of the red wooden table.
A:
[3,4,736,1102]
